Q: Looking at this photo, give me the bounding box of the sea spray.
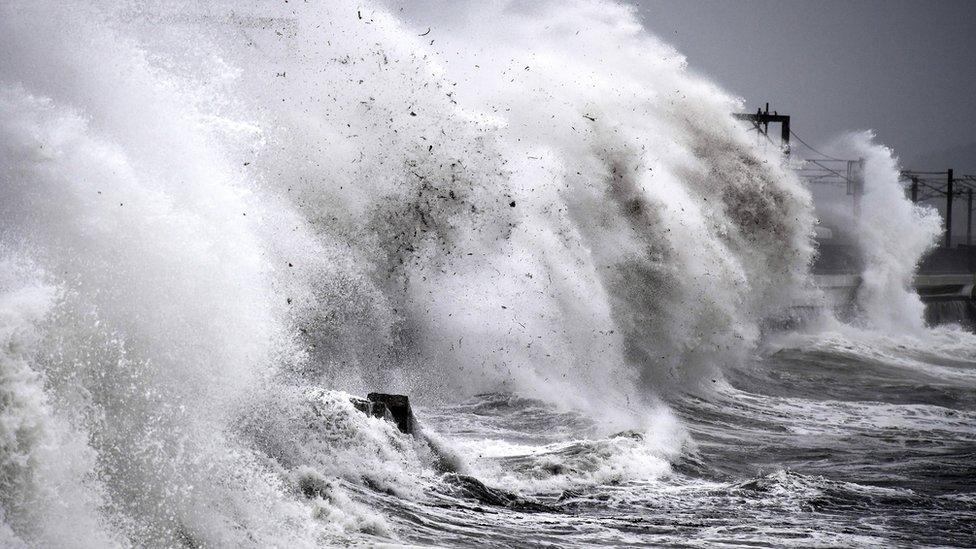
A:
[0,25,324,549]
[805,132,942,332]
[0,256,120,548]
[0,0,822,544]
[841,132,942,332]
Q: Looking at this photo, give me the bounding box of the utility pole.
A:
[946,168,954,248]
[851,158,865,219]
[733,103,791,155]
[968,189,973,247]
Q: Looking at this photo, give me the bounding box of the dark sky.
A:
[631,0,976,173]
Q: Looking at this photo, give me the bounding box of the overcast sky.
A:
[631,0,976,173]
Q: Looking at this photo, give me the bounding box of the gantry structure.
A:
[736,104,974,248]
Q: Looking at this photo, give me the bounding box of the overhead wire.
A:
[789,129,845,161]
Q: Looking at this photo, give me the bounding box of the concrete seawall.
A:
[814,273,976,305]
[813,273,976,327]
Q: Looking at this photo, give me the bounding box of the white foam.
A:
[0,0,868,543]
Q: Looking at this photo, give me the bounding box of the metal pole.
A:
[968,189,973,246]
[945,169,954,248]
[780,115,791,156]
[911,176,918,203]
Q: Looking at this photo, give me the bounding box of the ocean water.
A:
[0,1,972,547]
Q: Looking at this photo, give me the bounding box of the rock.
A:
[350,393,414,434]
[367,393,414,434]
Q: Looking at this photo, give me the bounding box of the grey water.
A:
[0,1,973,548]
[383,331,976,547]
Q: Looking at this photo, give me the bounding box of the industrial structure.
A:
[900,170,976,248]
[737,104,976,251]
[736,105,976,318]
